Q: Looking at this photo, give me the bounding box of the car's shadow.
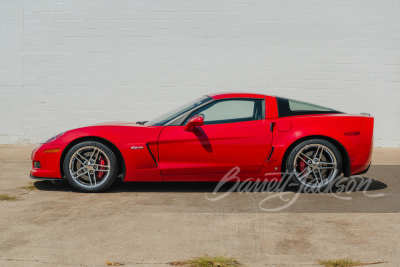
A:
[33,176,387,194]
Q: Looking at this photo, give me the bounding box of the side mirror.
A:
[184,116,204,132]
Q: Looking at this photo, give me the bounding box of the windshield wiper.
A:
[136,121,148,125]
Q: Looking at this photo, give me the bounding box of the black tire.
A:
[286,139,342,192]
[63,141,118,193]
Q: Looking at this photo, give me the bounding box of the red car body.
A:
[31,93,374,182]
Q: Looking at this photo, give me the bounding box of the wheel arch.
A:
[280,135,351,177]
[60,136,126,180]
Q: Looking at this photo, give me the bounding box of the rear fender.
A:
[259,115,366,177]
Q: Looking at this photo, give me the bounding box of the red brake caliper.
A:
[299,157,306,172]
[97,156,106,180]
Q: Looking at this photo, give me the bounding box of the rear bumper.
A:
[350,118,374,176]
[353,162,371,176]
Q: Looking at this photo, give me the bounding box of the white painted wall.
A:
[0,0,399,146]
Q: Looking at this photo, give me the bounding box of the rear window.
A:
[276,97,342,117]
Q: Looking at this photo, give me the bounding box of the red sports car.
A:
[31,93,374,193]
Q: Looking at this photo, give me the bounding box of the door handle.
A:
[270,122,276,132]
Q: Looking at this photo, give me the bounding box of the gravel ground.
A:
[0,146,399,267]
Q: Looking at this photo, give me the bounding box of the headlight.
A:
[42,132,66,144]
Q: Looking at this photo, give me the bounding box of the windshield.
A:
[146,96,213,126]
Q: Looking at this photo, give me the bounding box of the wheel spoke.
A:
[74,155,85,165]
[297,167,309,176]
[72,171,88,179]
[92,164,110,169]
[300,153,313,162]
[89,149,97,163]
[72,166,85,176]
[93,150,100,164]
[298,156,311,166]
[76,152,89,163]
[299,170,312,180]
[320,167,337,170]
[313,146,321,161]
[297,168,312,180]
[320,162,336,166]
[87,172,93,186]
[317,169,324,183]
[318,147,324,161]
[312,171,320,185]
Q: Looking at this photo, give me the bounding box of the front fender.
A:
[54,124,164,181]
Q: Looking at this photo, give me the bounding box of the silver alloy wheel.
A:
[68,146,111,188]
[293,144,338,188]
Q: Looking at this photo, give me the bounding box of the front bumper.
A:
[30,174,61,181]
[30,143,66,179]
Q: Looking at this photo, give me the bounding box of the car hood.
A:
[54,121,164,146]
[92,121,143,127]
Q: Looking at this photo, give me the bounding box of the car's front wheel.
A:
[286,139,342,192]
[63,141,118,193]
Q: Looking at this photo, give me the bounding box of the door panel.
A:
[158,120,272,176]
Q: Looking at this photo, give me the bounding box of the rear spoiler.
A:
[360,113,370,116]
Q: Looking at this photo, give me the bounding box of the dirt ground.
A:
[0,145,399,266]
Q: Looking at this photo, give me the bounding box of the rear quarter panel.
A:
[260,114,374,176]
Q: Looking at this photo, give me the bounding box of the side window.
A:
[184,99,264,125]
[276,97,342,117]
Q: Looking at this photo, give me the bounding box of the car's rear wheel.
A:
[63,141,118,193]
[286,139,342,192]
